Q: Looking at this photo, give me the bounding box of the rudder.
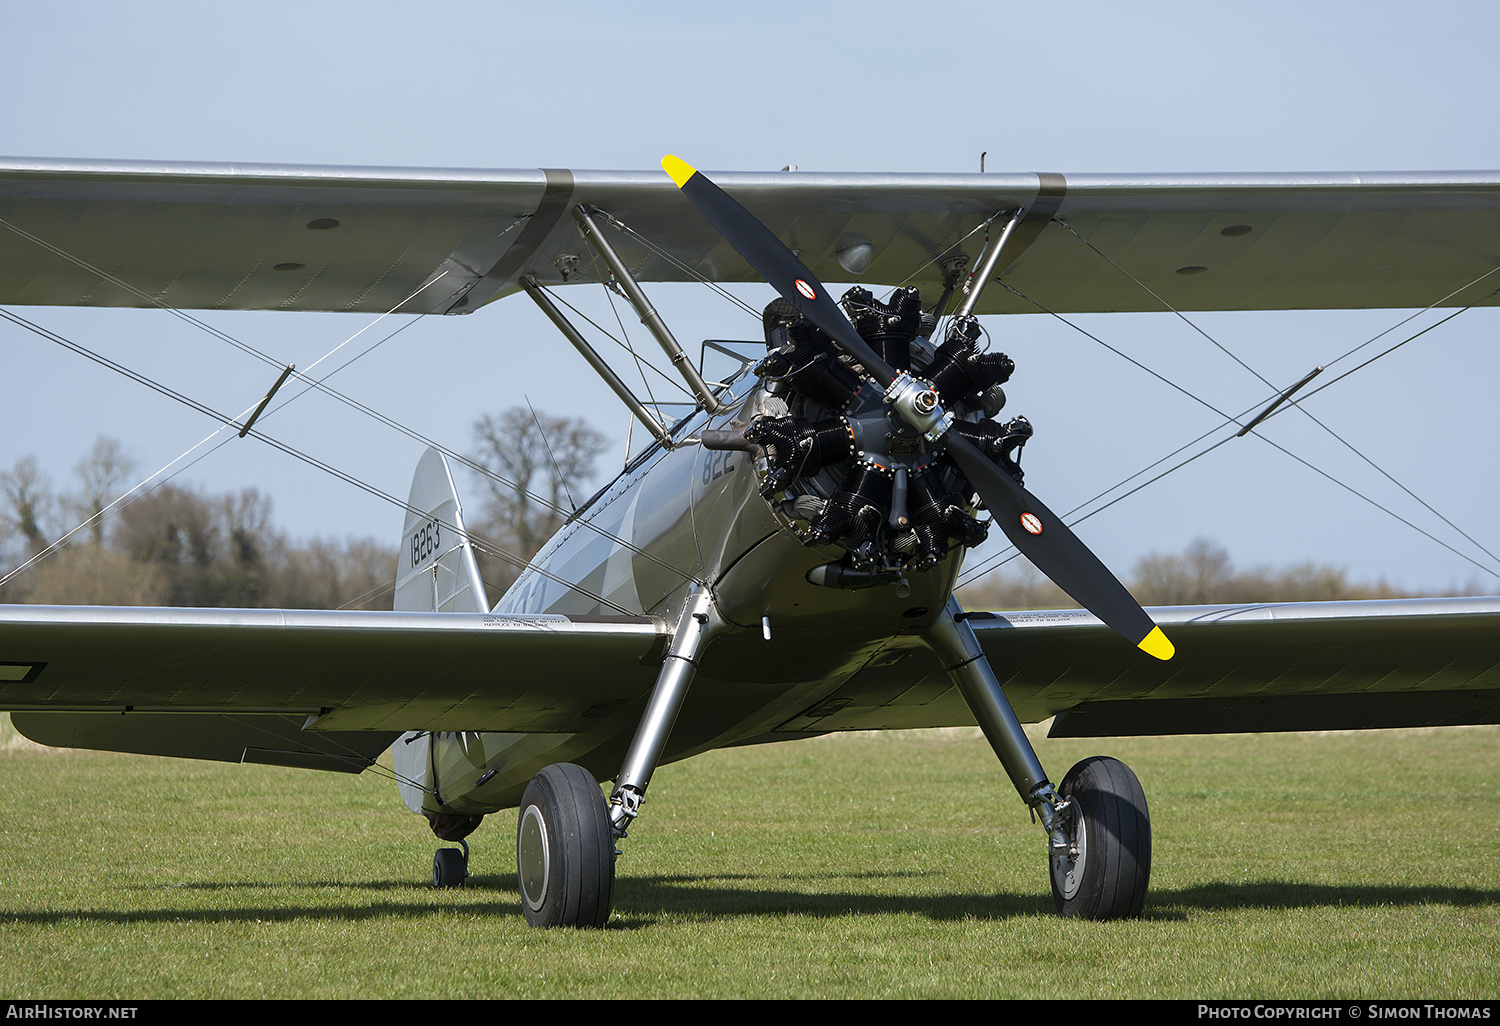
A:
[394,447,489,614]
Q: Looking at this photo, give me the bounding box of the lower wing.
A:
[0,605,665,770]
[775,596,1500,736]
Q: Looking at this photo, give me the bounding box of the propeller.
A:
[662,155,1171,660]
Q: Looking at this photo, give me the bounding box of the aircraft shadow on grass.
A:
[10,875,1496,929]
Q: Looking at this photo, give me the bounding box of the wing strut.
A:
[521,276,673,448]
[572,205,727,414]
[951,208,1023,319]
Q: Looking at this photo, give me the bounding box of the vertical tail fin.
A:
[394,447,489,614]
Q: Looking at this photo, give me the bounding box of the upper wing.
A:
[0,605,665,769]
[775,597,1500,736]
[3,158,1496,315]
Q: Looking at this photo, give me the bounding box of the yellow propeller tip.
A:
[662,154,697,188]
[1138,626,1175,661]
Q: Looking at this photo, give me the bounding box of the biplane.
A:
[1,155,1497,927]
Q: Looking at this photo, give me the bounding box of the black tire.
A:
[1050,756,1151,920]
[516,763,615,928]
[432,847,467,889]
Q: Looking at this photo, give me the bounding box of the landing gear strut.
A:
[927,598,1151,919]
[515,584,725,928]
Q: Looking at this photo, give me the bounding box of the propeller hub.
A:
[884,372,953,442]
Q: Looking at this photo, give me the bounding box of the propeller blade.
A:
[942,432,1173,660]
[663,155,1172,661]
[662,155,897,387]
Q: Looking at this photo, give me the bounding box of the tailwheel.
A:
[432,840,468,889]
[1050,756,1151,920]
[516,763,615,928]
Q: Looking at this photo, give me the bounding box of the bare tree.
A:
[1,436,400,608]
[469,407,609,593]
[21,546,171,606]
[65,437,138,546]
[0,455,56,562]
[955,556,1076,611]
[1132,537,1234,605]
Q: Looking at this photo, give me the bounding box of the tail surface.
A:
[394,447,489,614]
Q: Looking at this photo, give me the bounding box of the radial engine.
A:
[727,287,1034,587]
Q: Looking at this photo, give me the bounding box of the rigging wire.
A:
[956,277,1500,589]
[214,712,432,797]
[1049,217,1499,569]
[0,310,428,592]
[954,288,1500,585]
[0,219,704,591]
[580,242,675,428]
[0,307,642,613]
[593,210,764,321]
[534,280,697,399]
[1054,218,1278,390]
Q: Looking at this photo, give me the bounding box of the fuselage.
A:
[406,367,964,819]
[493,369,960,632]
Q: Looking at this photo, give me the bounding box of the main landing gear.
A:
[443,586,1150,924]
[515,763,616,928]
[928,599,1151,920]
[513,585,724,929]
[1049,756,1151,919]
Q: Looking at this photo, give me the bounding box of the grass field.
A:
[1,717,1496,999]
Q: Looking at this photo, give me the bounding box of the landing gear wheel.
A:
[432,843,468,888]
[1050,756,1151,920]
[516,763,615,928]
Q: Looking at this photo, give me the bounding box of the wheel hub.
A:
[517,805,551,912]
[1051,810,1088,901]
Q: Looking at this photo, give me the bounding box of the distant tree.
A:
[955,556,1075,611]
[0,455,55,560]
[0,437,397,610]
[268,537,398,611]
[958,536,1447,611]
[1132,537,1235,605]
[20,546,171,606]
[469,407,608,594]
[1127,536,1399,605]
[65,437,137,547]
[112,483,220,605]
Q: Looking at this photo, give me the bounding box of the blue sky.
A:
[3,0,1498,593]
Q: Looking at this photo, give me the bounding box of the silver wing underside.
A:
[780,596,1500,736]
[3,158,1497,316]
[0,606,665,771]
[3,598,1496,773]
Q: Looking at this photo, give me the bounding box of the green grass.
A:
[1,718,1496,999]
